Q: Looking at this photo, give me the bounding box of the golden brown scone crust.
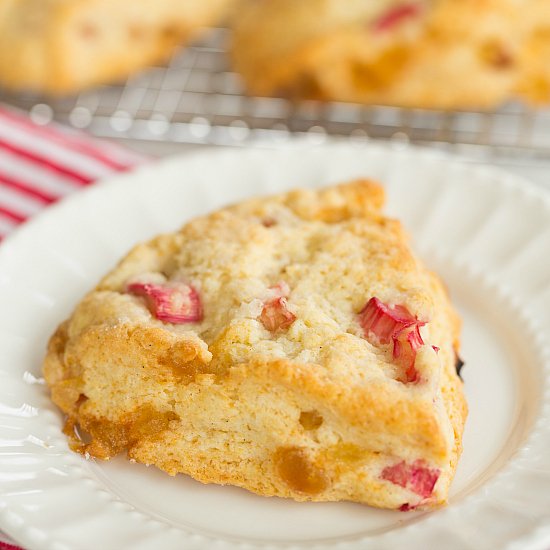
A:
[232,0,550,109]
[0,0,237,94]
[44,180,467,510]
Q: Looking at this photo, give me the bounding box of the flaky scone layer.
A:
[232,0,550,109]
[44,180,467,510]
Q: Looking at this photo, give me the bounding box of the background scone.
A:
[0,0,236,94]
[44,180,467,511]
[232,0,550,109]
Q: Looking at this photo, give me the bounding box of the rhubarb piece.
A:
[127,281,203,324]
[408,460,440,498]
[358,297,416,345]
[381,459,440,498]
[381,459,409,488]
[373,3,422,32]
[393,324,425,383]
[260,297,296,331]
[259,282,296,331]
[359,297,426,382]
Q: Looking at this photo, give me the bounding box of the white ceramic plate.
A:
[1,143,549,550]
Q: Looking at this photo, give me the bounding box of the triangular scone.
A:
[44,180,467,511]
[232,0,550,109]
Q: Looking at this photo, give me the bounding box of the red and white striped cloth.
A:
[0,104,147,549]
[0,105,146,240]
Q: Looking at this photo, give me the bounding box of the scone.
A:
[44,180,467,511]
[0,0,236,95]
[231,0,550,109]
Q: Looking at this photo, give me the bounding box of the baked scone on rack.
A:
[44,180,467,511]
[231,0,550,109]
[0,0,236,95]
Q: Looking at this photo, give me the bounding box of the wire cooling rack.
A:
[3,27,550,163]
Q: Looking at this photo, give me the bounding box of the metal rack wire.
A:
[3,28,550,162]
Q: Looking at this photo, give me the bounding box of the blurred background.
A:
[2,0,550,186]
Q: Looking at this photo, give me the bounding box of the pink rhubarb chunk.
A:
[382,459,440,498]
[358,297,417,345]
[393,324,425,383]
[260,282,296,331]
[373,2,422,32]
[359,297,426,383]
[127,281,203,324]
[260,298,296,332]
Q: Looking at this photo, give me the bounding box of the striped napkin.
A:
[0,105,146,549]
[0,106,146,240]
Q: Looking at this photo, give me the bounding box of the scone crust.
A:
[44,180,467,510]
